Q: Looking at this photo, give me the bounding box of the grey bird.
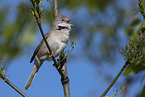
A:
[25,14,73,90]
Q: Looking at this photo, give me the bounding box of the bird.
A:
[25,14,73,90]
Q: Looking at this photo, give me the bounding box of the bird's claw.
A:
[49,51,54,57]
[53,63,61,69]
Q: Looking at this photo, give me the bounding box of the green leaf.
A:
[138,3,144,10]
[131,18,140,26]
[35,0,40,5]
[40,0,44,3]
[40,6,43,15]
[123,62,145,75]
[125,28,134,36]
[0,67,6,77]
[123,66,136,75]
[31,8,35,15]
[34,0,43,6]
[35,9,39,18]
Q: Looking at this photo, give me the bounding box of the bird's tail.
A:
[25,65,38,90]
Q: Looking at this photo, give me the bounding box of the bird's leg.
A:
[49,51,61,69]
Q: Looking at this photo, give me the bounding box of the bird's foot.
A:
[49,51,54,57]
[53,62,61,70]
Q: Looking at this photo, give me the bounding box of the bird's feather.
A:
[30,31,51,63]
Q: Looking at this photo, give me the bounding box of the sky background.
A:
[0,0,144,97]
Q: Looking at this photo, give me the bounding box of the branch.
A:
[52,0,71,97]
[57,53,70,97]
[53,0,58,17]
[0,64,27,97]
[0,75,28,97]
[36,19,57,65]
[100,61,129,97]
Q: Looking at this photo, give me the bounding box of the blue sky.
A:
[0,0,143,97]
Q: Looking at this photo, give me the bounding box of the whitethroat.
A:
[25,14,73,90]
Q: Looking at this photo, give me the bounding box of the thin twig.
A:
[58,44,75,63]
[100,61,129,97]
[0,76,28,97]
[36,18,57,65]
[30,1,57,65]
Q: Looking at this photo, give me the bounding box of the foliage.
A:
[138,0,145,27]
[59,0,113,11]
[0,3,36,64]
[0,67,5,77]
[29,0,44,19]
[121,0,145,75]
[105,86,126,97]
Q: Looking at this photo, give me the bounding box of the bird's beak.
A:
[68,23,74,26]
[66,19,74,26]
[66,18,73,23]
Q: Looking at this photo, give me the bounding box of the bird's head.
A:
[52,14,73,30]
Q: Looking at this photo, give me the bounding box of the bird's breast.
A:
[59,30,70,43]
[48,38,67,57]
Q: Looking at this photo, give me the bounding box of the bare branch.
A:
[0,75,28,97]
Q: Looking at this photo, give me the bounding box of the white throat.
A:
[57,22,72,30]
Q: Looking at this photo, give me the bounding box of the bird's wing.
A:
[30,31,51,63]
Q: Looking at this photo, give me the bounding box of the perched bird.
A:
[25,14,73,90]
